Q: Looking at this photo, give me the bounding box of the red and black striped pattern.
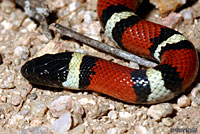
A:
[21,0,199,104]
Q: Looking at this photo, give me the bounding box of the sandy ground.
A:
[0,0,200,133]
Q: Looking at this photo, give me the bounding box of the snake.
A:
[21,0,199,104]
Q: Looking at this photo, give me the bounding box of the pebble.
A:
[107,127,125,134]
[177,95,191,107]
[50,112,72,133]
[147,103,173,121]
[86,103,110,119]
[69,2,81,12]
[119,111,132,119]
[136,111,143,119]
[48,0,69,8]
[191,83,200,98]
[31,101,48,117]
[182,9,193,20]
[31,119,43,127]
[79,97,96,105]
[0,96,7,103]
[9,113,25,126]
[0,73,15,89]
[162,117,174,127]
[1,20,13,30]
[18,109,30,117]
[48,95,73,117]
[72,21,101,40]
[72,113,84,127]
[70,124,85,134]
[191,93,200,107]
[162,12,183,28]
[135,126,147,134]
[21,126,53,134]
[27,93,38,100]
[83,11,97,23]
[107,128,119,134]
[14,46,29,60]
[48,95,84,128]
[150,0,187,16]
[11,94,22,106]
[23,18,37,32]
[0,103,14,114]
[108,111,118,120]
[1,0,15,14]
[36,41,58,57]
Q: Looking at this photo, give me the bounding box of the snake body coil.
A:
[21,0,199,104]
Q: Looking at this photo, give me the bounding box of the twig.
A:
[51,23,157,67]
[16,86,33,113]
[15,0,52,40]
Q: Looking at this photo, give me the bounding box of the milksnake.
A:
[21,0,199,104]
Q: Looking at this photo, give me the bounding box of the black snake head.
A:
[21,52,73,88]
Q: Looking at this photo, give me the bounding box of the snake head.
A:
[21,52,73,88]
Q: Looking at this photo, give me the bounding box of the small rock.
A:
[48,96,73,117]
[0,96,7,103]
[50,112,72,133]
[119,111,132,119]
[177,95,191,107]
[11,94,22,106]
[69,2,81,12]
[191,93,200,107]
[107,127,126,134]
[28,93,38,100]
[0,103,14,114]
[150,0,187,16]
[72,113,84,127]
[191,84,200,98]
[14,46,29,60]
[1,20,13,30]
[0,73,15,89]
[1,0,16,14]
[182,9,193,20]
[36,41,58,57]
[162,117,174,127]
[9,113,25,126]
[70,124,85,134]
[79,97,96,105]
[21,126,53,134]
[72,21,101,40]
[107,128,118,134]
[108,111,118,120]
[31,119,43,127]
[86,103,110,119]
[162,12,183,28]
[31,101,47,117]
[135,126,147,134]
[147,103,173,121]
[83,11,97,23]
[48,95,84,118]
[23,18,37,32]
[18,109,30,117]
[48,0,69,8]
[136,111,143,119]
